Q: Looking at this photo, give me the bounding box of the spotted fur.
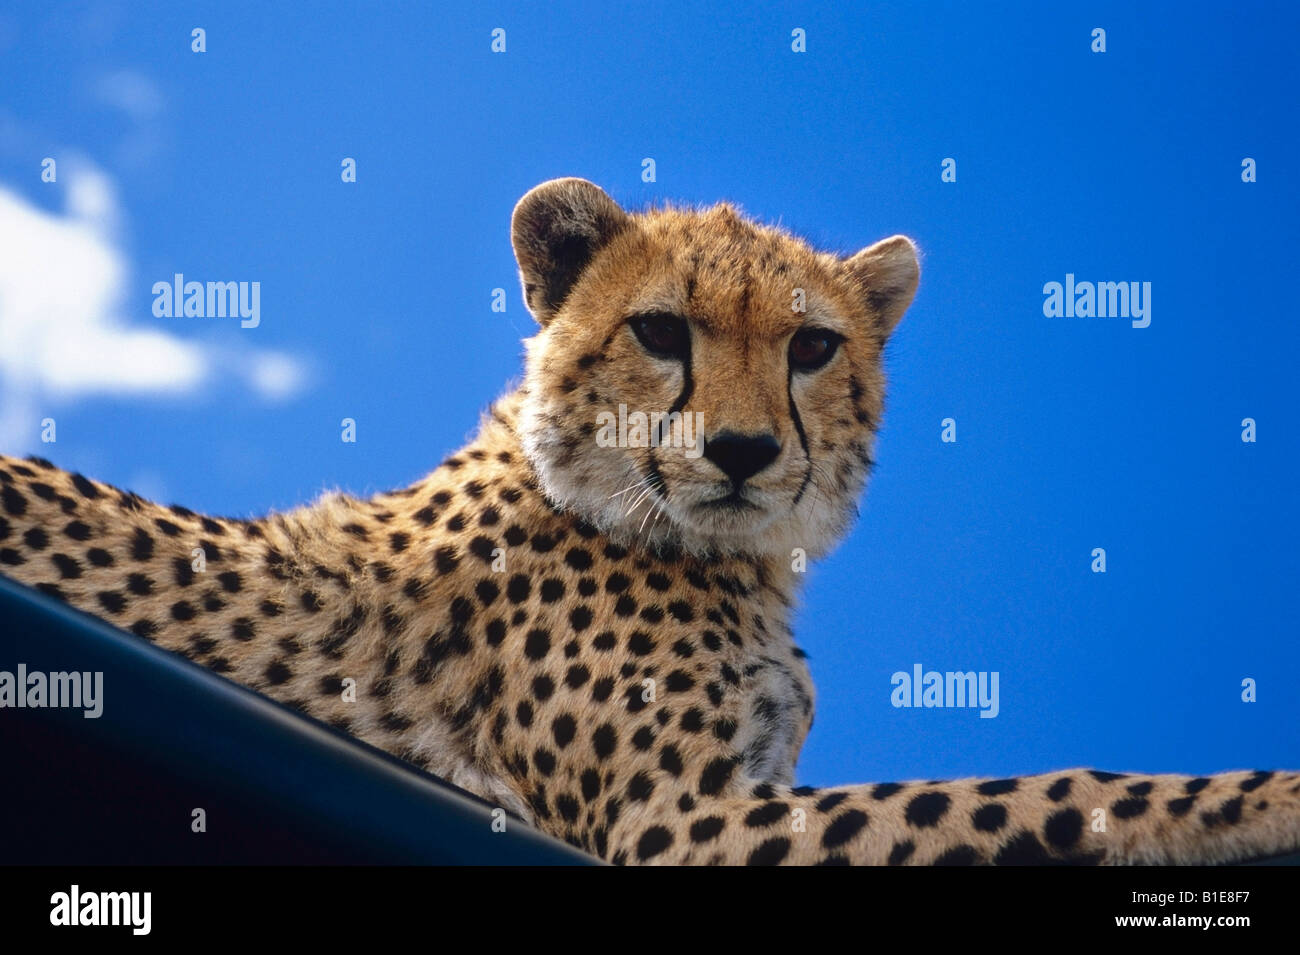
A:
[2,178,1297,864]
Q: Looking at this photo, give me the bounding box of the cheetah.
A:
[2,177,1297,865]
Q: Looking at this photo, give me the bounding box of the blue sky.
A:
[1,1,1296,787]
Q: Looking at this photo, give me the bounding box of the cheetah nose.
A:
[702,432,782,487]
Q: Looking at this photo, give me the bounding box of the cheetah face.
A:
[512,179,919,560]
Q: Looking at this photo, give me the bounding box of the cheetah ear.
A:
[511,178,630,325]
[843,235,920,337]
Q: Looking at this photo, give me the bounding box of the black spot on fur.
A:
[689,816,725,843]
[887,840,915,865]
[1046,777,1072,802]
[1111,797,1149,819]
[667,601,694,622]
[264,661,292,685]
[658,745,683,776]
[533,748,556,776]
[972,803,1008,832]
[626,772,656,802]
[822,809,869,848]
[1044,808,1084,849]
[97,591,126,613]
[994,832,1053,866]
[51,553,82,579]
[933,845,980,866]
[698,756,738,796]
[816,792,849,813]
[904,791,950,828]
[636,826,673,861]
[665,670,694,692]
[506,574,530,603]
[515,701,533,728]
[592,724,617,760]
[524,628,550,660]
[126,572,153,595]
[70,473,100,499]
[1240,771,1273,792]
[130,529,154,560]
[318,675,345,695]
[627,631,655,655]
[552,714,576,748]
[1088,770,1127,783]
[0,486,24,517]
[747,837,790,866]
[744,801,789,828]
[1218,795,1244,825]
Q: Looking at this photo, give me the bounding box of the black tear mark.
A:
[786,364,813,505]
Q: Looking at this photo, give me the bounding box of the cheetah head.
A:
[512,178,918,560]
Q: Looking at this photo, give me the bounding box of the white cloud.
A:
[0,162,307,450]
[65,164,120,230]
[94,70,165,122]
[247,352,307,401]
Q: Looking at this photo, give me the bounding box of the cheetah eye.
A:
[629,313,689,359]
[789,328,843,371]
